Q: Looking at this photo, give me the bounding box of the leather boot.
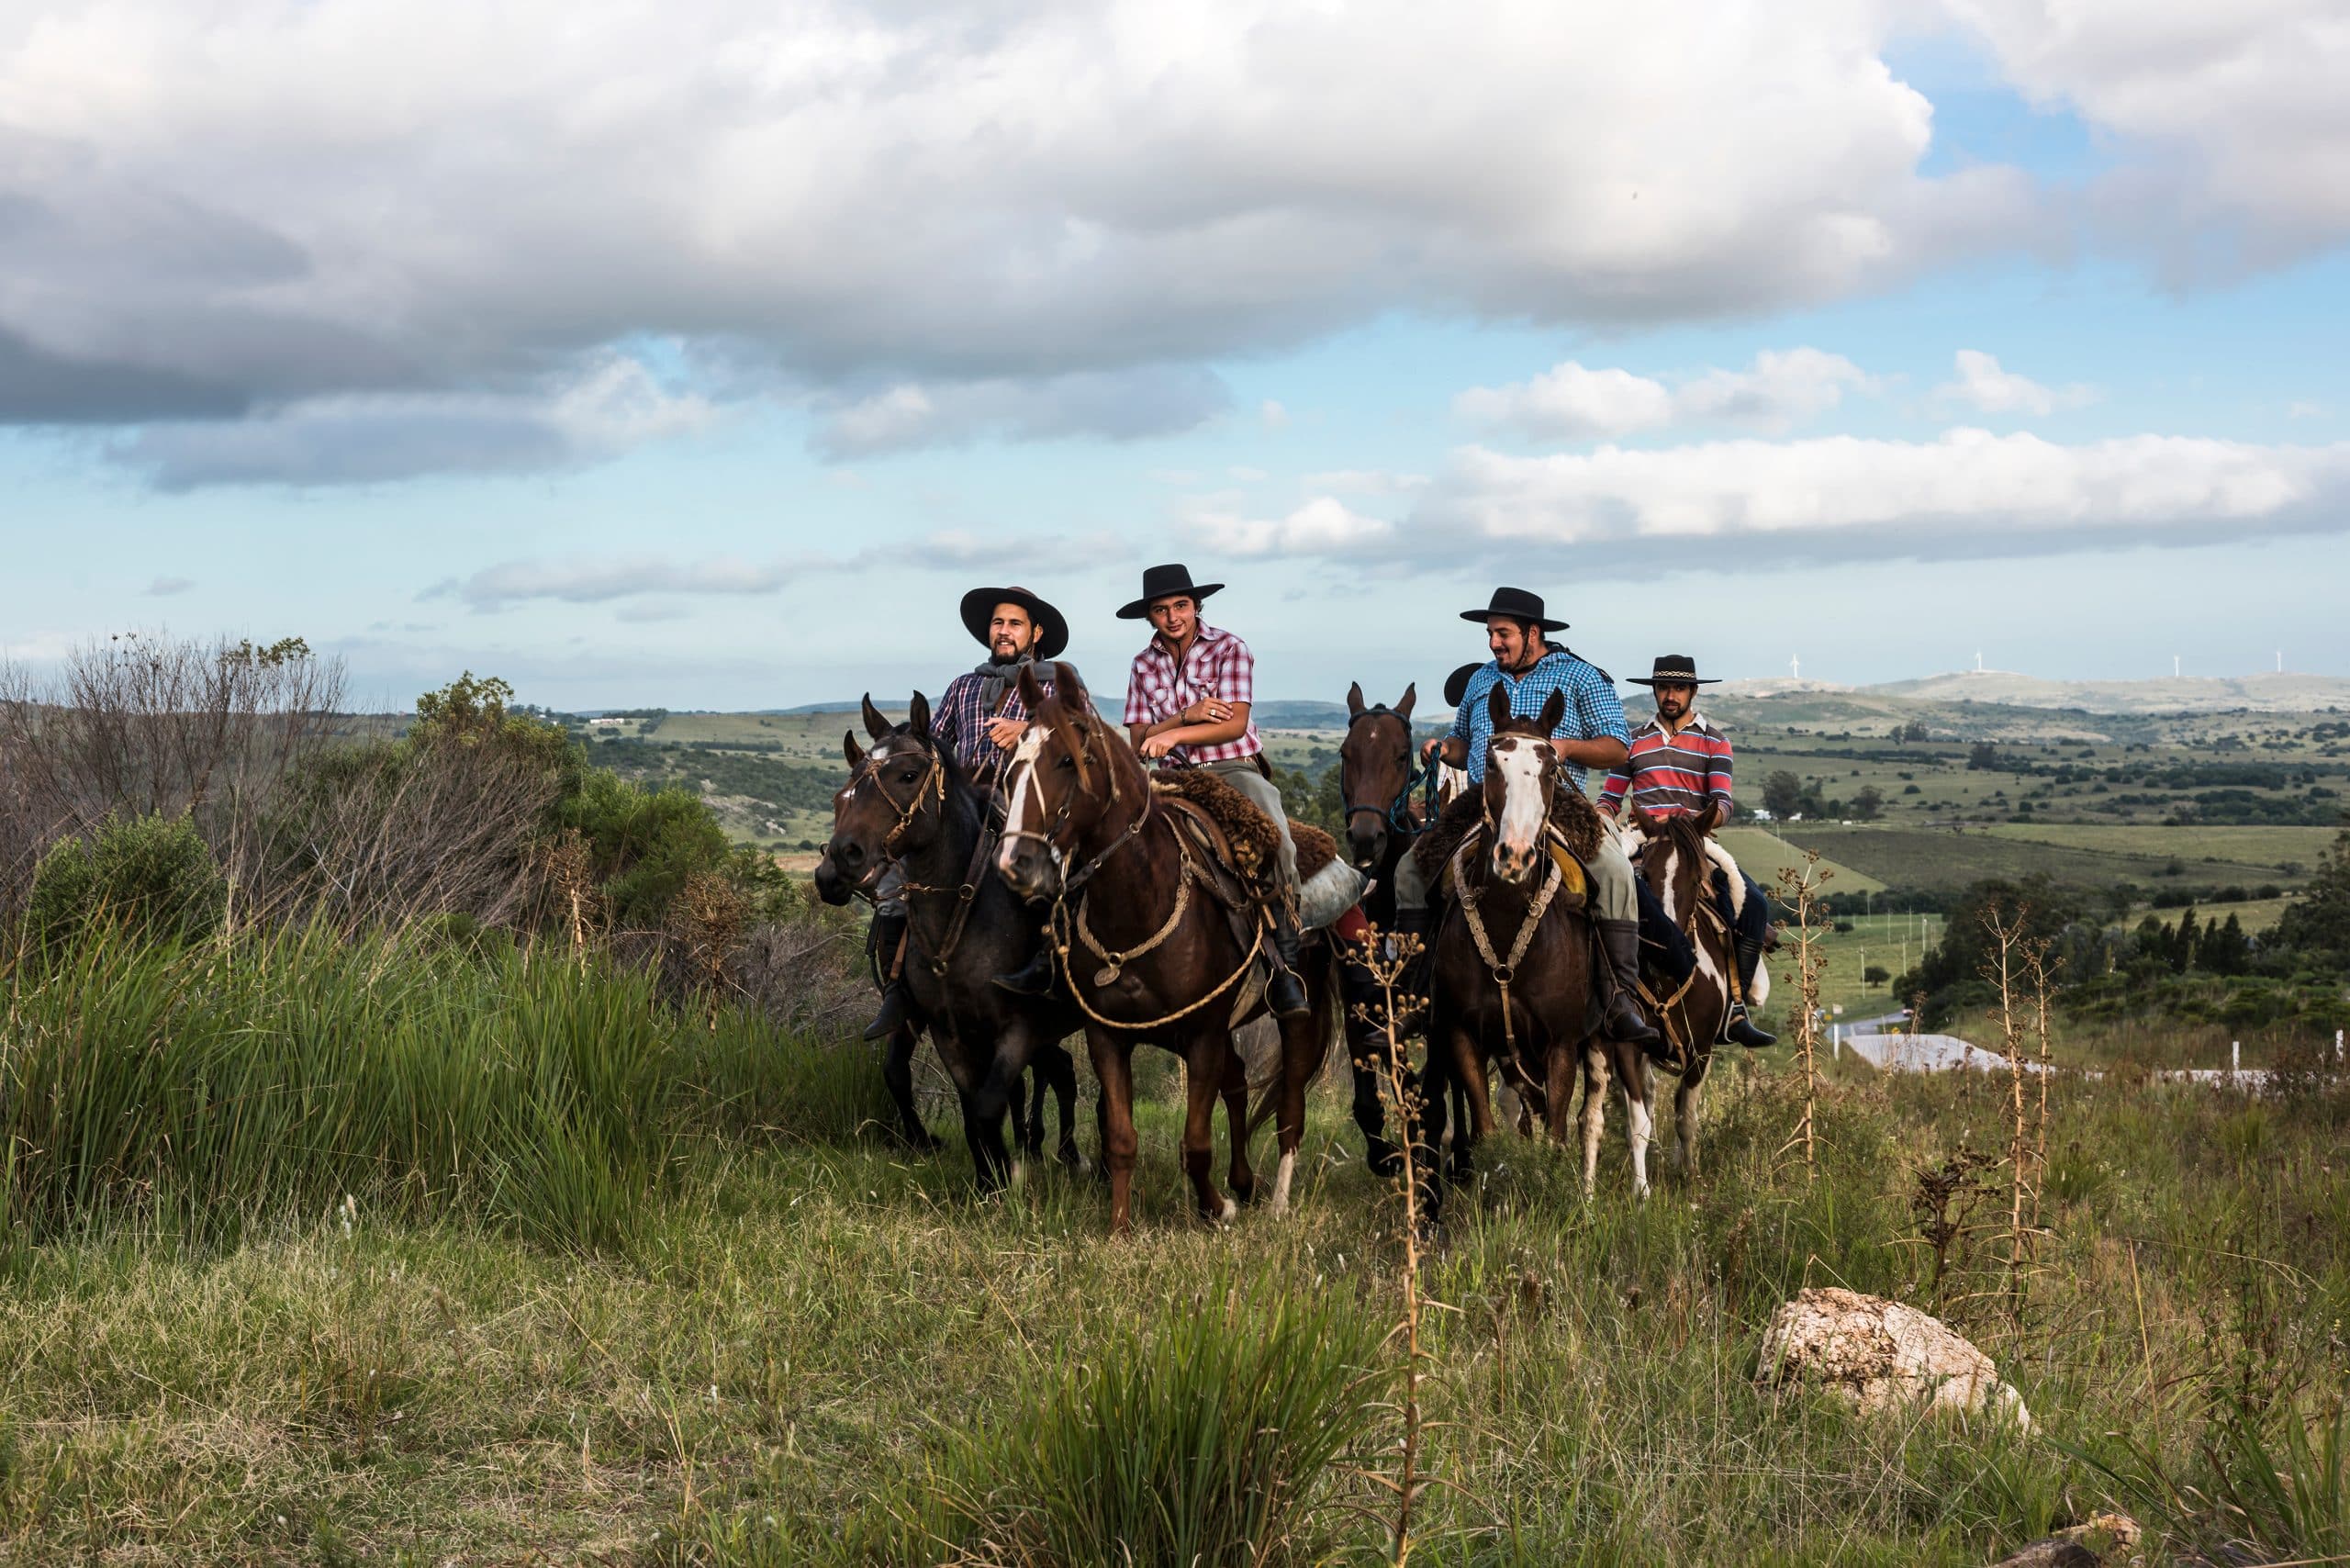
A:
[862,910,915,1041]
[991,943,1056,997]
[1727,938,1777,1048]
[1265,904,1311,1019]
[1596,917,1662,1048]
[1392,906,1434,1030]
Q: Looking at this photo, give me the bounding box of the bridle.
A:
[840,738,946,896]
[1341,705,1428,839]
[998,705,1150,898]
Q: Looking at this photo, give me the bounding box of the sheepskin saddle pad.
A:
[1411,784,1604,889]
[1148,768,1338,888]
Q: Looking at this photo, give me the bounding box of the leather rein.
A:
[1340,705,1432,838]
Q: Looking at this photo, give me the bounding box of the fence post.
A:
[2337,1028,2344,1066]
[1833,1023,1841,1060]
[2232,1039,2241,1077]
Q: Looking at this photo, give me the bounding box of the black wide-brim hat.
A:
[1117,562,1225,621]
[1626,654,1720,687]
[1460,586,1568,633]
[1442,662,1483,708]
[959,586,1069,660]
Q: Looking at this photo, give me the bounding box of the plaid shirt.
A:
[932,666,1058,786]
[1123,623,1261,766]
[1447,648,1629,795]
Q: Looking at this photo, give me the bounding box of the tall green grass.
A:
[0,924,878,1250]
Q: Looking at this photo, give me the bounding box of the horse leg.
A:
[1269,980,1332,1214]
[1615,1044,1653,1200]
[1454,1035,1498,1181]
[1579,1044,1609,1198]
[1417,1023,1469,1223]
[881,1025,942,1153]
[1220,1048,1259,1209]
[1023,1063,1047,1160]
[1676,1050,1710,1181]
[1348,1039,1399,1176]
[1041,1040,1084,1171]
[1542,1039,1580,1146]
[1181,1032,1235,1224]
[1089,1029,1139,1236]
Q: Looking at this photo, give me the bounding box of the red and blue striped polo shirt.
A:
[1599,713,1733,818]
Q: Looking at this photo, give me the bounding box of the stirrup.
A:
[992,949,1056,997]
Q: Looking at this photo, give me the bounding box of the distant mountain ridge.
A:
[1721,670,2350,715]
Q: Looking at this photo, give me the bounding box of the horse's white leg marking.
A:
[1220,1195,1239,1223]
[1010,1158,1026,1189]
[1676,1072,1700,1178]
[994,724,1053,878]
[1270,1149,1296,1215]
[1580,1046,1608,1196]
[1624,1081,1653,1199]
[1490,738,1547,873]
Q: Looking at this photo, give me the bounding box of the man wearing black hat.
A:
[863,586,1076,1041]
[1399,588,1661,1047]
[1601,656,1776,1049]
[1112,562,1310,1019]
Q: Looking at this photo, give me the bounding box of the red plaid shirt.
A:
[1123,623,1261,766]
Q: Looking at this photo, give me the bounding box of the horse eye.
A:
[1056,756,1076,770]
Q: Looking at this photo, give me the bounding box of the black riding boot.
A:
[1726,938,1777,1048]
[1266,904,1311,1019]
[1596,917,1662,1048]
[1391,906,1435,1029]
[862,909,915,1041]
[991,942,1056,997]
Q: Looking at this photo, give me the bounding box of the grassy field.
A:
[1716,826,1886,894]
[1972,823,2338,871]
[5,1019,2346,1565]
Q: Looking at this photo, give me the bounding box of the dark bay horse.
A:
[1421,685,1656,1216]
[996,663,1343,1237]
[813,693,1082,1188]
[1335,681,1427,1174]
[1617,802,1759,1178]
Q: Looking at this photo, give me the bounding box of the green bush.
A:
[24,811,227,952]
[557,767,795,931]
[897,1271,1382,1565]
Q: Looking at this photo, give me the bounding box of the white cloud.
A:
[1946,0,2350,275]
[117,353,713,487]
[425,555,801,612]
[0,0,2031,474]
[1260,401,1292,432]
[2287,400,2326,420]
[1304,469,1429,496]
[144,575,194,597]
[1937,350,2095,417]
[1186,496,1395,557]
[1458,347,1874,440]
[1410,428,2350,566]
[813,367,1227,457]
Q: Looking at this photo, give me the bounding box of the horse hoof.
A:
[1364,1140,1404,1178]
[1219,1197,1239,1223]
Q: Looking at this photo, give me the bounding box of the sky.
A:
[3,0,2347,712]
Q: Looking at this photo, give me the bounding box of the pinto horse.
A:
[1616,803,1763,1178]
[996,663,1343,1236]
[813,693,1083,1188]
[1421,685,1657,1215]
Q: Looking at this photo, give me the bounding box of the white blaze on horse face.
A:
[1489,737,1547,876]
[996,723,1054,879]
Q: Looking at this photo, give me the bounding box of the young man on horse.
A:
[1403,588,1661,1047]
[1600,655,1777,1049]
[864,585,1073,1040]
[1114,562,1311,1020]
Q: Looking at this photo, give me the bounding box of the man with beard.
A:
[862,586,1073,1040]
[1600,655,1775,1048]
[1399,588,1663,1047]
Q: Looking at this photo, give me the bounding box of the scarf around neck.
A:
[975,654,1035,712]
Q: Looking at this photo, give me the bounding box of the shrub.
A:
[903,1272,1382,1565]
[24,811,227,952]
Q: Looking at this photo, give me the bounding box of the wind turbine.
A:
[2174,655,2181,678]
[1974,650,1984,673]
[1790,653,1800,681]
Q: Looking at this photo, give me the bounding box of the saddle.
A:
[1147,770,1359,942]
[1614,817,1748,918]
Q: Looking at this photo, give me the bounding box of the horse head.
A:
[1628,801,1710,931]
[1481,684,1565,886]
[995,661,1116,902]
[820,690,946,902]
[1339,679,1417,870]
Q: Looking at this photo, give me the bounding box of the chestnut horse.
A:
[814,694,1083,1187]
[1617,802,1762,1178]
[1421,685,1656,1216]
[996,663,1343,1236]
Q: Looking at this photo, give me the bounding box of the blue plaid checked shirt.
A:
[932,665,1062,788]
[1447,649,1629,795]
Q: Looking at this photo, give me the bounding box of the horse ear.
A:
[1017,663,1046,711]
[860,693,891,740]
[1394,683,1416,722]
[844,730,867,769]
[907,690,932,739]
[1053,661,1091,717]
[1347,680,1365,718]
[1538,688,1567,736]
[1487,680,1511,730]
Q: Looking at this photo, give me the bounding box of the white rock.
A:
[1758,1286,2031,1429]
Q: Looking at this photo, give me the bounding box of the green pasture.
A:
[1763,823,2306,898]
[1716,825,1886,894]
[1973,822,2337,870]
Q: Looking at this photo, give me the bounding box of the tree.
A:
[2168,903,2199,972]
[2272,827,2350,965]
[1967,742,2000,771]
[1762,770,1805,819]
[2199,912,2249,976]
[1897,876,2084,1025]
[1863,965,1890,989]
[1852,785,1885,822]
